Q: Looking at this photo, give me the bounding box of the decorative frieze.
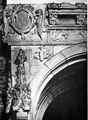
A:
[48,30,87,44]
[47,2,87,9]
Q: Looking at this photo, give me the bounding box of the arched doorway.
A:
[43,61,87,120]
[35,57,87,120]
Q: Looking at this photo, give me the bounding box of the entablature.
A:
[3,2,87,46]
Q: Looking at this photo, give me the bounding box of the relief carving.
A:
[47,3,87,27]
[76,14,87,25]
[47,2,87,9]
[3,4,43,42]
[49,30,87,43]
[34,46,51,62]
[6,49,31,112]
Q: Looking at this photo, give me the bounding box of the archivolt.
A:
[30,43,87,120]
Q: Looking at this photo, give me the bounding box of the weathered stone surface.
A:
[3,3,87,45]
[48,30,87,44]
[3,4,46,45]
[3,2,87,120]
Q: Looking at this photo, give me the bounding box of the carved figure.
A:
[6,49,31,112]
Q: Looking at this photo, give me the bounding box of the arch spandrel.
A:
[33,56,86,120]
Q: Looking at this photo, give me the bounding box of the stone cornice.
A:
[47,2,87,9]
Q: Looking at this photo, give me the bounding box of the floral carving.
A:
[6,49,31,112]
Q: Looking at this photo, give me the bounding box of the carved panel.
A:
[3,4,44,44]
[6,48,32,112]
[34,46,52,62]
[11,5,34,34]
[48,30,87,44]
[46,2,87,29]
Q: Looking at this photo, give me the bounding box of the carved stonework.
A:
[76,14,87,25]
[10,5,34,34]
[46,3,87,28]
[47,2,87,9]
[6,49,31,112]
[3,3,87,45]
[34,46,52,62]
[48,30,87,44]
[3,4,43,43]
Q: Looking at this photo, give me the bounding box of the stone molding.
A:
[47,2,87,9]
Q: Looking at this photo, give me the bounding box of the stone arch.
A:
[30,43,87,120]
